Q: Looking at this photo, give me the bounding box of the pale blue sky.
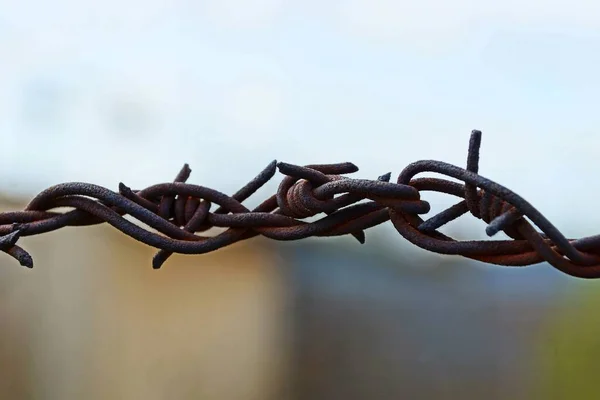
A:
[1,0,599,238]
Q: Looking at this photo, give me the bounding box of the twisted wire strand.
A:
[1,130,598,278]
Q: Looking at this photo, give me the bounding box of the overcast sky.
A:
[1,0,599,238]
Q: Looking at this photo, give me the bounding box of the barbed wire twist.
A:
[2,130,599,279]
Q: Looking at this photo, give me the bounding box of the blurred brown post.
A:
[0,196,290,400]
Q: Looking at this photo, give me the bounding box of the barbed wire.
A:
[1,130,599,278]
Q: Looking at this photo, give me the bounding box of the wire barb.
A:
[1,130,599,279]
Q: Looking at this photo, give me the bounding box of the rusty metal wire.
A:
[1,130,599,278]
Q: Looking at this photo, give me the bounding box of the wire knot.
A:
[280,176,346,219]
[275,162,354,219]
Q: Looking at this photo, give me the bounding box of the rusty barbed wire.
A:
[2,130,600,278]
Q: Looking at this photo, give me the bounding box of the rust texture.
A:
[1,130,599,278]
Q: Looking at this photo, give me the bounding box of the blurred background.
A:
[2,0,600,398]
